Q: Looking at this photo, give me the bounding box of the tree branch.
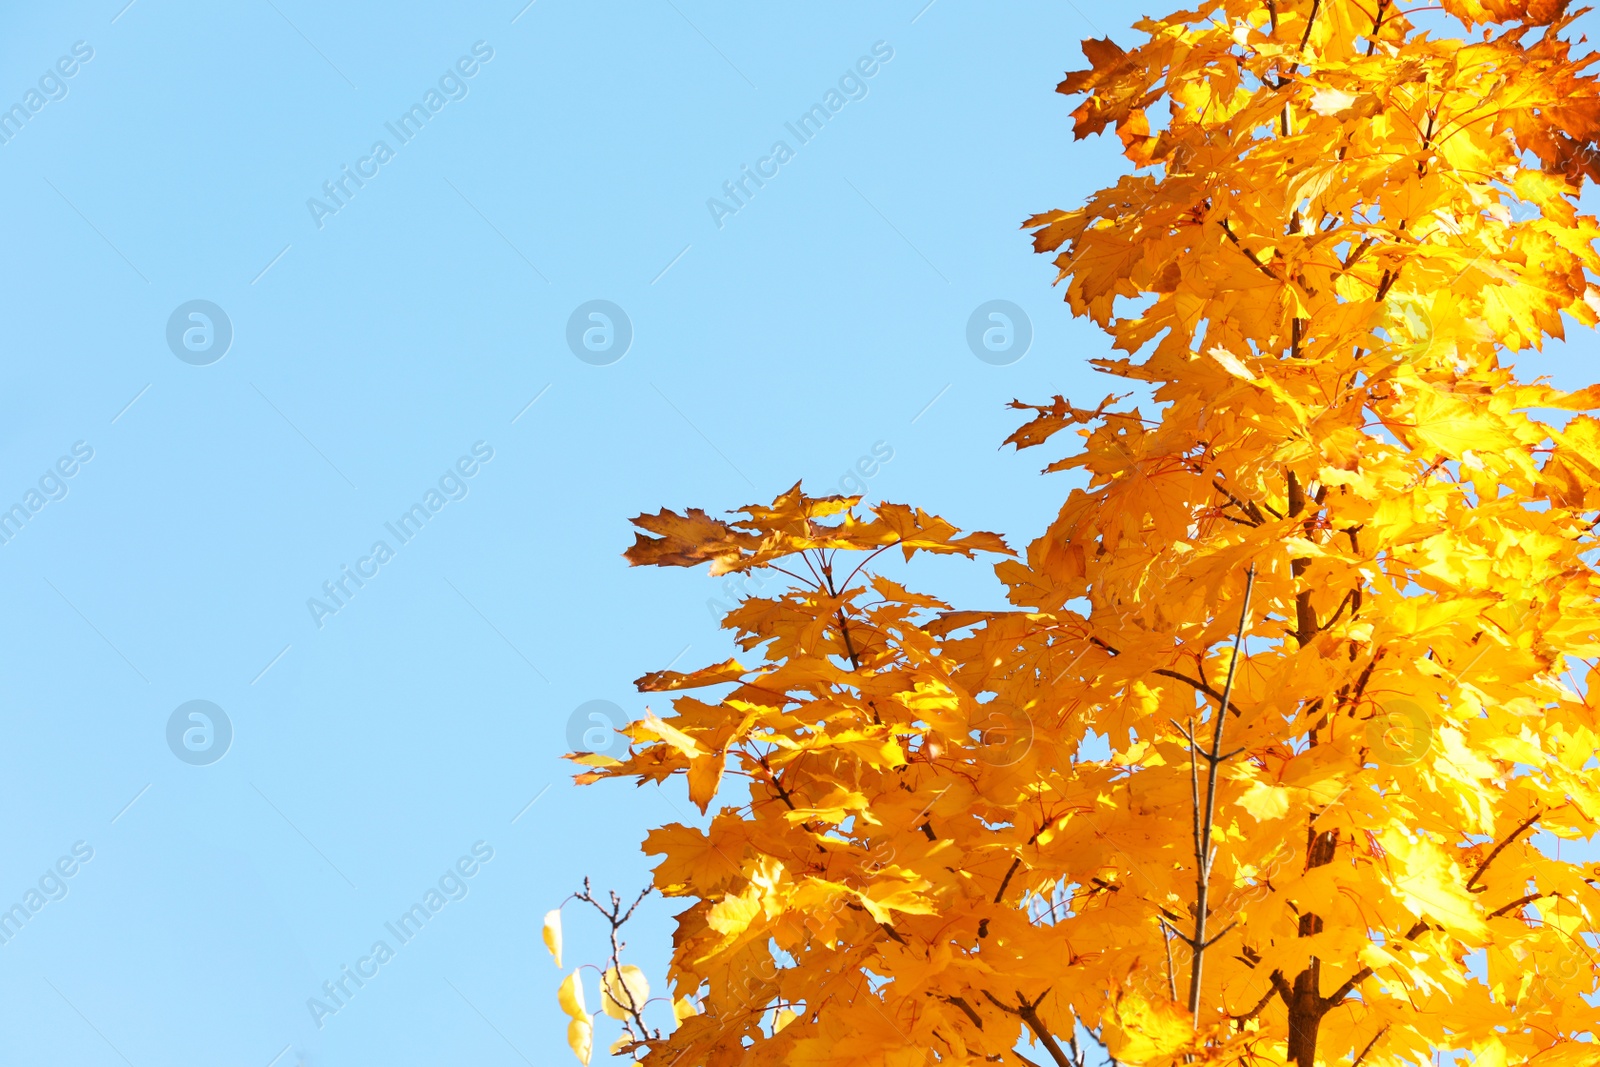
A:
[995,858,1022,904]
[1230,972,1286,1024]
[1466,811,1541,892]
[1488,891,1549,920]
[1320,587,1359,631]
[1185,566,1257,1023]
[944,994,985,1029]
[1211,478,1271,524]
[1154,668,1245,718]
[1324,919,1429,1006]
[573,882,658,1040]
[1297,0,1322,52]
[818,557,864,672]
[979,992,1077,1067]
[1352,1025,1389,1066]
[1218,220,1283,281]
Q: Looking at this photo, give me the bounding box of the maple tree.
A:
[548,0,1600,1061]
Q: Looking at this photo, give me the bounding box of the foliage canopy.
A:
[554,0,1600,1062]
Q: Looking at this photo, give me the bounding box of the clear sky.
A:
[1,2,1597,1065]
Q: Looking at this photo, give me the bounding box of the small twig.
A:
[1230,977,1282,1025]
[995,858,1023,904]
[1211,479,1268,525]
[573,882,658,1040]
[1158,915,1198,949]
[1319,587,1359,631]
[1488,891,1550,920]
[1163,922,1179,1002]
[1154,668,1246,718]
[1351,1025,1389,1066]
[1218,220,1283,282]
[1186,566,1257,1024]
[1202,921,1238,949]
[1466,811,1541,892]
[1324,919,1429,1006]
[944,995,985,1029]
[1297,0,1322,52]
[979,991,1076,1067]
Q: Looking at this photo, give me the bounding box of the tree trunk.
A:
[1282,825,1340,1064]
[1285,967,1326,1067]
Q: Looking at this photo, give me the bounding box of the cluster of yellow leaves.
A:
[563,0,1600,1064]
[546,907,660,1063]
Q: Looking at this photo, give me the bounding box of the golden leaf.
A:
[542,909,562,969]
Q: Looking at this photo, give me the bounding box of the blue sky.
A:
[1,1,1598,1065]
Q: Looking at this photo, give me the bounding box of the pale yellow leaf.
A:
[567,1016,593,1066]
[542,909,563,969]
[601,964,650,1020]
[558,970,588,1020]
[641,709,703,759]
[1238,779,1291,820]
[1309,87,1358,115]
[1207,345,1256,381]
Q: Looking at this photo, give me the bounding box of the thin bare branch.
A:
[1324,919,1429,1006]
[944,994,985,1029]
[978,991,1076,1067]
[1466,811,1541,892]
[1488,891,1550,920]
[1186,566,1257,1024]
[1230,975,1284,1024]
[1352,1025,1389,1066]
[1154,668,1246,718]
